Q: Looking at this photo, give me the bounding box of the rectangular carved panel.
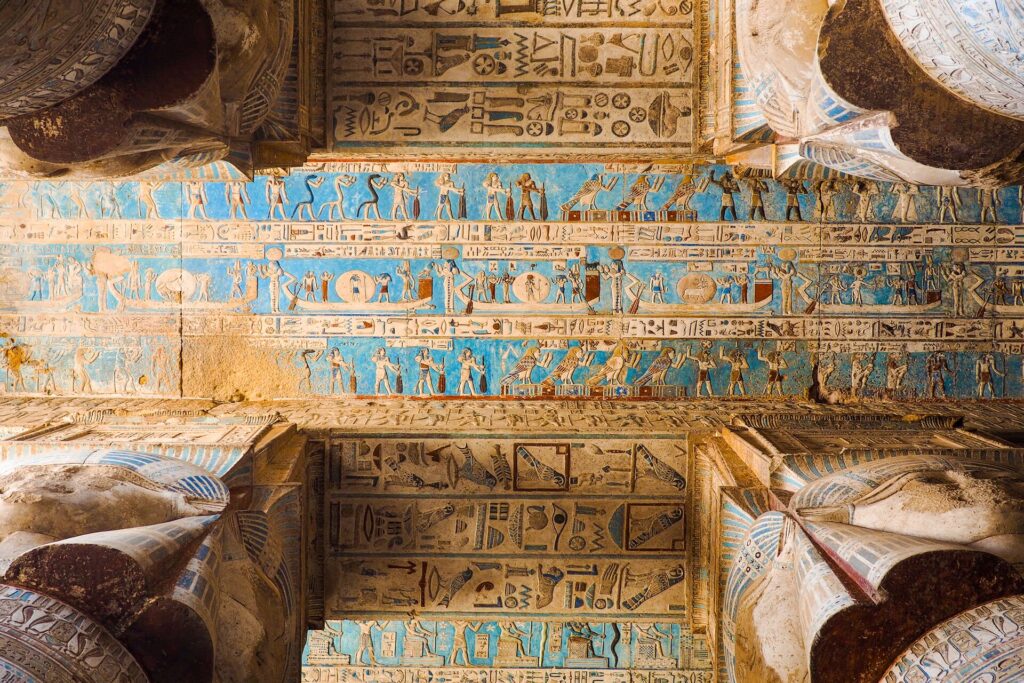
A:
[324,437,689,621]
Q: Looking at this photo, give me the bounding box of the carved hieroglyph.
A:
[879,0,1024,121]
[325,437,689,620]
[883,595,1024,682]
[1,165,1023,402]
[328,0,696,157]
[309,421,712,681]
[0,585,150,683]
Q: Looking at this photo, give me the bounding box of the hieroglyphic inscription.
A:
[329,0,696,155]
[1,166,1023,401]
[325,438,689,620]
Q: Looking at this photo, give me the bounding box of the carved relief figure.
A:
[186,181,209,220]
[372,348,401,395]
[516,173,541,220]
[891,183,920,223]
[852,180,878,222]
[435,173,465,221]
[979,188,1001,223]
[267,177,290,220]
[708,170,740,221]
[937,186,961,223]
[226,181,251,220]
[562,174,617,213]
[139,181,161,219]
[293,176,326,221]
[321,175,356,221]
[743,176,769,221]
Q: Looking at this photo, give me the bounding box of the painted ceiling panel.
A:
[1,1,1023,682]
[328,0,696,158]
[1,166,1023,403]
[310,431,710,682]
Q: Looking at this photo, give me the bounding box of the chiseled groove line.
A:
[338,80,695,89]
[332,21,696,29]
[329,551,681,559]
[329,142,696,148]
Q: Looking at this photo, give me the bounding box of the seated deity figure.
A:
[726,455,1024,683]
[0,449,301,683]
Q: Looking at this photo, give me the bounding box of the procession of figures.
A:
[1,165,1024,400]
[314,434,704,679]
[304,619,711,673]
[5,168,1024,224]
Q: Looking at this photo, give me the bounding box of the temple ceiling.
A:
[1,398,1023,682]
[0,165,1023,404]
[0,2,1023,683]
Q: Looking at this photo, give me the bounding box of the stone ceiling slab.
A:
[327,0,697,158]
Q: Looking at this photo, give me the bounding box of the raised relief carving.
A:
[4,164,1022,402]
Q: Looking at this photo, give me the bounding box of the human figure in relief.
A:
[266,176,289,220]
[482,172,507,221]
[891,183,920,223]
[976,352,1003,398]
[139,181,161,219]
[979,188,1001,223]
[185,181,209,220]
[225,181,250,220]
[371,348,401,395]
[390,173,418,221]
[937,186,961,223]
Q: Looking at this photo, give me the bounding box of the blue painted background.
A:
[1,164,1022,400]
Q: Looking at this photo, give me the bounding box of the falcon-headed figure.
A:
[501,346,542,388]
[615,175,665,211]
[633,346,685,386]
[660,175,697,211]
[586,341,636,387]
[541,347,587,387]
[561,174,618,212]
